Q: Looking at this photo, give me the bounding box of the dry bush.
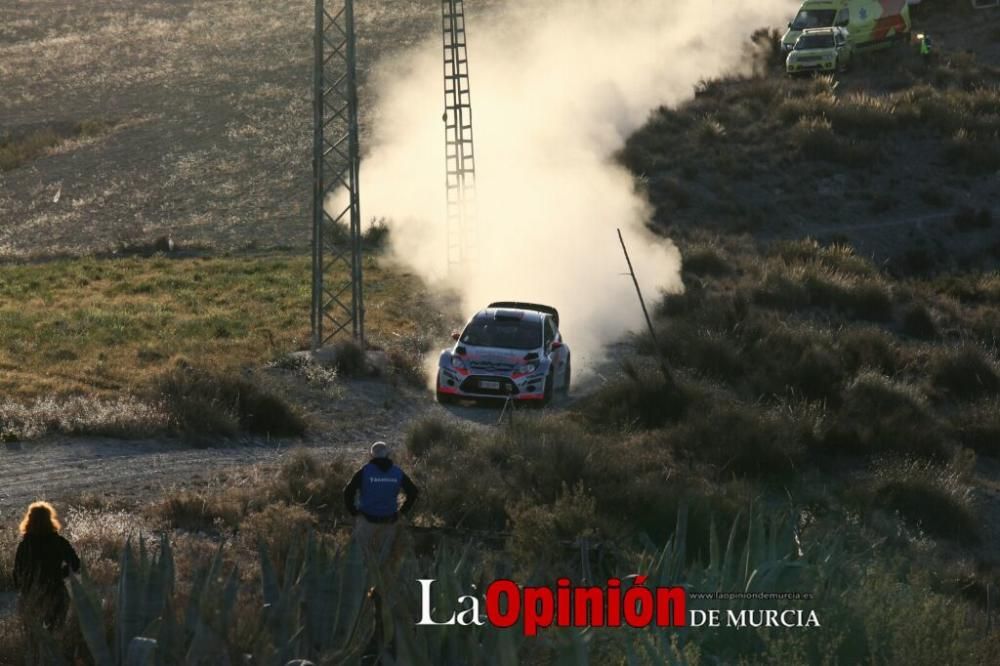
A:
[238,503,315,572]
[269,448,351,511]
[953,399,1000,457]
[825,372,946,459]
[827,93,898,138]
[577,362,689,430]
[671,400,817,481]
[838,326,900,375]
[870,458,978,544]
[681,243,732,278]
[944,129,1000,173]
[147,487,254,531]
[155,364,306,439]
[901,303,939,340]
[0,120,112,171]
[743,322,844,401]
[0,527,18,592]
[929,344,1000,400]
[507,483,601,571]
[659,322,745,382]
[755,260,892,321]
[0,396,167,441]
[406,416,470,459]
[269,354,339,391]
[329,339,367,378]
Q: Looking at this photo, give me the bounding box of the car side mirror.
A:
[787,21,792,28]
[550,341,563,350]
[451,331,460,341]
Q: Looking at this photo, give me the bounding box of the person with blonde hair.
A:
[14,501,80,630]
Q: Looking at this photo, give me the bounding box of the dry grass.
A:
[0,119,114,171]
[0,254,430,399]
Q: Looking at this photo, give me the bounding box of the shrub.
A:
[578,363,688,430]
[900,303,938,339]
[749,27,783,72]
[330,339,367,378]
[507,482,601,570]
[789,117,869,166]
[406,415,470,458]
[838,327,899,375]
[745,324,844,401]
[270,448,351,511]
[953,400,1000,457]
[239,502,316,571]
[362,217,390,250]
[672,401,810,481]
[682,244,732,277]
[827,93,898,138]
[875,477,978,544]
[156,364,306,439]
[943,131,1000,173]
[825,372,946,459]
[0,396,167,441]
[929,345,1000,400]
[147,488,249,531]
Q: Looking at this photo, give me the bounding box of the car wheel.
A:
[542,373,554,407]
[436,389,455,405]
[561,356,571,395]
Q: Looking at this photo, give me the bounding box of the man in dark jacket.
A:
[343,441,419,565]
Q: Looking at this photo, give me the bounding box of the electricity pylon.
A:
[312,0,364,350]
[442,0,477,274]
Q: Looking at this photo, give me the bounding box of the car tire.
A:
[542,373,554,407]
[561,356,571,395]
[436,389,455,405]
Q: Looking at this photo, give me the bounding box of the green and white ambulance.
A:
[781,0,911,54]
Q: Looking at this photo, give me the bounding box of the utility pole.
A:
[442,0,478,275]
[312,0,364,350]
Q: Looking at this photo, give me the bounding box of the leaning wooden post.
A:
[617,228,676,390]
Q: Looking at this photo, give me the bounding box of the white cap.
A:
[370,441,390,458]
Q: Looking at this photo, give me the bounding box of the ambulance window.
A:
[835,8,849,26]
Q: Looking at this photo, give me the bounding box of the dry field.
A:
[0,0,442,257]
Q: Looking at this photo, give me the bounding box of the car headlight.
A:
[515,363,537,375]
[451,356,465,369]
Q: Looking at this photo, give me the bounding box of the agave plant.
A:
[62,506,840,665]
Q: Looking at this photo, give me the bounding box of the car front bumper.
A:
[786,60,836,73]
[437,369,547,401]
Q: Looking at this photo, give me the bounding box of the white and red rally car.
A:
[436,302,571,405]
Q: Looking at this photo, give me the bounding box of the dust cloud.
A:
[346,0,798,370]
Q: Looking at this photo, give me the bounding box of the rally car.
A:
[786,27,853,74]
[436,302,571,406]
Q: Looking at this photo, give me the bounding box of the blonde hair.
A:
[19,501,61,536]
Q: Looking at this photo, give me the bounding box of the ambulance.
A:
[781,0,912,54]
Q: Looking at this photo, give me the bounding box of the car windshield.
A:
[796,34,835,50]
[791,9,835,30]
[460,317,541,350]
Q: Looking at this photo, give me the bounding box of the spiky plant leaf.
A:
[70,570,115,666]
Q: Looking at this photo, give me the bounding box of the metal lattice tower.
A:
[312,0,364,350]
[442,0,477,273]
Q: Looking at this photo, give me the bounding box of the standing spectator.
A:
[343,441,419,566]
[14,501,80,631]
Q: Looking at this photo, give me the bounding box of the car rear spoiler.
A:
[488,301,559,327]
